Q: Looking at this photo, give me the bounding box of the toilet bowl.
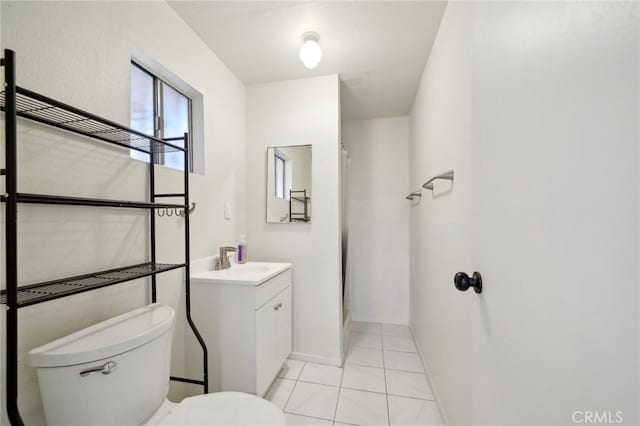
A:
[146,392,285,426]
[28,304,286,426]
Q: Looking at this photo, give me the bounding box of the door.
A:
[470,3,639,425]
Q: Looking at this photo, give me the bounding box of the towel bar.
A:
[405,191,422,201]
[422,170,454,191]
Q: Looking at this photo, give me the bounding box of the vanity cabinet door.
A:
[255,286,292,396]
[255,295,279,396]
[274,286,292,362]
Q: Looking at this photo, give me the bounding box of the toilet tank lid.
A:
[28,304,175,368]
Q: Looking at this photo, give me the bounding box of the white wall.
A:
[409,3,472,425]
[0,2,246,423]
[342,117,410,325]
[246,75,343,365]
[471,3,639,425]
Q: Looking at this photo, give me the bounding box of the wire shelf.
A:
[291,196,311,202]
[0,87,184,154]
[0,262,185,308]
[13,192,188,209]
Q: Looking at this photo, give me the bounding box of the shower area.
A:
[340,145,352,328]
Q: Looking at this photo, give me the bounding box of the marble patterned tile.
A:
[383,351,424,373]
[285,382,340,421]
[265,378,296,410]
[381,324,412,338]
[385,369,434,400]
[286,413,333,426]
[279,359,306,380]
[388,395,443,426]
[334,388,389,426]
[383,335,417,353]
[350,331,383,349]
[345,346,384,368]
[299,362,343,387]
[341,364,386,394]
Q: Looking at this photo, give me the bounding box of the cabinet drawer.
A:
[255,268,292,309]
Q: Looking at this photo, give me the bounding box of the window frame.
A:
[130,61,194,172]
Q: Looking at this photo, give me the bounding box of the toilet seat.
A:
[158,392,286,426]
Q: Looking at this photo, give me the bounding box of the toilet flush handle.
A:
[80,361,116,377]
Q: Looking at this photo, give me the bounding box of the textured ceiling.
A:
[168,1,446,120]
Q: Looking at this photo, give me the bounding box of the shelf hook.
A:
[187,202,196,216]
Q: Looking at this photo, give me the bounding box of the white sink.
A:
[191,261,292,286]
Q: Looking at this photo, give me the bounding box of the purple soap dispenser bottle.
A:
[237,234,247,264]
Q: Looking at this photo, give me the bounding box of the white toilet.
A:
[28,304,286,426]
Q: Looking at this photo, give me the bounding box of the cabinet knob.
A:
[274,302,283,311]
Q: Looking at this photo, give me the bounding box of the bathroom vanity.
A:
[191,260,292,396]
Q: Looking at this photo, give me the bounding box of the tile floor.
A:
[265,322,443,426]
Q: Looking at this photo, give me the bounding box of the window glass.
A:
[275,155,285,198]
[129,62,193,172]
[130,64,154,163]
[162,82,190,171]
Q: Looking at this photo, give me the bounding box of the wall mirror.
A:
[266,145,312,223]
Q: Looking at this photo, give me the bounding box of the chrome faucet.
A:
[214,246,237,270]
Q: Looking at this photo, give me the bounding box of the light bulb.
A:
[299,33,322,69]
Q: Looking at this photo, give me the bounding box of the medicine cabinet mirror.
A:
[266,145,312,223]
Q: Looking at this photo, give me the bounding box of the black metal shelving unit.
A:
[289,189,311,222]
[0,49,208,425]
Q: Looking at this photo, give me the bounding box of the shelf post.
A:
[150,147,157,303]
[304,189,308,220]
[4,48,25,425]
[182,132,208,393]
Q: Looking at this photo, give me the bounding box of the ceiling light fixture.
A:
[299,32,322,69]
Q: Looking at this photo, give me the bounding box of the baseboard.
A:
[409,325,450,426]
[351,317,409,326]
[289,351,342,367]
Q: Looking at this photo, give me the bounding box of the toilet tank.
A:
[28,304,175,426]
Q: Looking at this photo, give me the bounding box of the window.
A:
[275,154,286,199]
[130,62,193,172]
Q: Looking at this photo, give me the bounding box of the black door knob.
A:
[454,272,483,294]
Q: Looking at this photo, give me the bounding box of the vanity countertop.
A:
[191,261,292,286]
